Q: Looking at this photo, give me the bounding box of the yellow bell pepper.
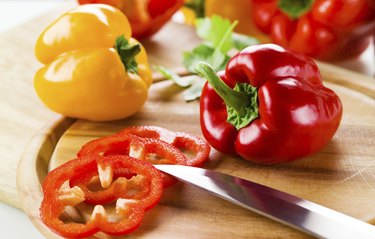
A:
[34,4,152,121]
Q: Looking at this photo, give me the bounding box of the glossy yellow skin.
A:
[34,4,152,121]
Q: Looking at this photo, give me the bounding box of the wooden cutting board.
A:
[17,27,375,239]
[0,2,197,209]
[18,72,375,238]
[7,3,375,238]
[1,1,373,209]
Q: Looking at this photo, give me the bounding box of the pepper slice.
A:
[77,133,187,188]
[40,155,163,238]
[117,126,211,166]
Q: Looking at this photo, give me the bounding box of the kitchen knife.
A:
[155,164,375,239]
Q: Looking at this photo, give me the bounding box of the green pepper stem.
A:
[194,62,250,116]
[114,35,141,74]
[278,0,314,19]
[184,0,205,18]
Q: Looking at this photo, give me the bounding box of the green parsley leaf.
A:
[232,33,259,50]
[183,44,230,73]
[195,15,234,53]
[154,65,195,87]
[155,64,205,101]
[164,15,260,102]
[209,48,230,72]
[182,77,206,101]
[183,44,214,73]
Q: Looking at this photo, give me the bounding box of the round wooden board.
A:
[17,70,375,238]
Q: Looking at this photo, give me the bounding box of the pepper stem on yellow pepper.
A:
[114,35,141,74]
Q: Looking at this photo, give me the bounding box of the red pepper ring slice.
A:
[116,126,211,166]
[77,133,187,188]
[69,164,155,205]
[77,133,137,157]
[172,132,211,166]
[40,155,163,238]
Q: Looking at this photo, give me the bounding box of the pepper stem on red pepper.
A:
[278,0,314,19]
[184,0,205,18]
[114,35,141,74]
[194,62,259,130]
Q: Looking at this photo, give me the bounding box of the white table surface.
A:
[0,1,373,239]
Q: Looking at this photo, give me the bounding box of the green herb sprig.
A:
[157,15,259,101]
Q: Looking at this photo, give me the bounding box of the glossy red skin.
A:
[40,155,163,238]
[77,0,183,39]
[200,44,343,164]
[117,125,211,167]
[133,0,184,39]
[252,0,375,61]
[77,133,187,188]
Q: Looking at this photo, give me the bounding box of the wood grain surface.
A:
[19,63,375,238]
[18,71,375,238]
[5,2,375,238]
[0,2,196,209]
[0,5,68,209]
[2,1,373,210]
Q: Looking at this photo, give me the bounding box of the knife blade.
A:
[155,164,375,239]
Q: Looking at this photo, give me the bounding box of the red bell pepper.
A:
[77,133,188,188]
[77,0,184,39]
[194,44,343,164]
[117,125,211,167]
[251,0,375,61]
[40,155,163,238]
